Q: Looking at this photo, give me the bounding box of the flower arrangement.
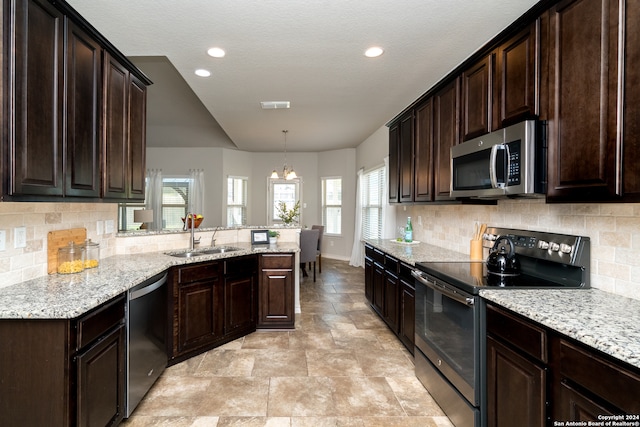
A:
[276,200,300,225]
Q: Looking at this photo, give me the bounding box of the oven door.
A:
[412,269,484,407]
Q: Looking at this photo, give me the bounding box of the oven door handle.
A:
[412,269,475,306]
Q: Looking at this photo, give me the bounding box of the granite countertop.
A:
[481,289,640,371]
[366,239,640,371]
[0,242,298,320]
[364,238,469,265]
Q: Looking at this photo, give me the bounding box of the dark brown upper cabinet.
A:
[461,55,494,142]
[102,54,148,200]
[388,122,400,203]
[3,0,151,202]
[496,21,539,128]
[622,0,640,199]
[414,99,434,202]
[545,0,621,201]
[433,78,460,201]
[398,113,414,202]
[9,0,65,197]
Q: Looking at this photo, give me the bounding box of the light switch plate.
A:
[14,227,26,248]
[97,220,104,235]
[105,220,114,234]
[0,230,5,251]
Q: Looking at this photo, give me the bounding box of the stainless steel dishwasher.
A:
[126,271,168,417]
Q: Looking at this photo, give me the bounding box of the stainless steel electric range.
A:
[411,227,590,427]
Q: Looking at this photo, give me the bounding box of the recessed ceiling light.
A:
[195,69,211,77]
[207,47,226,58]
[365,46,384,58]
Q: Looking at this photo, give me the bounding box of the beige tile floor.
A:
[123,259,454,427]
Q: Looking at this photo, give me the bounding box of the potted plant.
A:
[268,230,280,244]
[276,200,300,225]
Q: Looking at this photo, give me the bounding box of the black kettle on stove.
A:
[486,236,521,276]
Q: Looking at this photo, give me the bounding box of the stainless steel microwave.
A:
[450,120,546,199]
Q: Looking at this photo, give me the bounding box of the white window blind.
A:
[362,166,385,240]
[227,176,248,226]
[322,177,342,235]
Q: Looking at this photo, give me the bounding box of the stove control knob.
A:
[549,242,560,252]
[538,240,550,250]
[485,234,497,241]
[559,243,573,254]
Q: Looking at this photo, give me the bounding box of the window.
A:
[227,176,248,226]
[119,176,190,231]
[322,177,342,235]
[269,178,301,225]
[361,166,385,239]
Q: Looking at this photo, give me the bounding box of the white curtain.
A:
[349,168,365,267]
[382,156,396,239]
[188,169,205,215]
[146,169,163,230]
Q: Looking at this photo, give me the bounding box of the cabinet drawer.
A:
[385,255,399,275]
[177,261,220,284]
[261,254,293,269]
[365,245,385,264]
[225,255,257,276]
[558,339,640,413]
[76,295,125,350]
[487,304,547,363]
[400,262,414,282]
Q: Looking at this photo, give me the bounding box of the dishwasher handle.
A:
[129,273,168,300]
[411,269,475,306]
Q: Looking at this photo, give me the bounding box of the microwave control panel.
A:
[506,140,521,186]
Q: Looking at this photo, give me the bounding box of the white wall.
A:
[356,125,388,171]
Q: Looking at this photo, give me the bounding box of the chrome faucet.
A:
[211,226,219,247]
[184,212,200,250]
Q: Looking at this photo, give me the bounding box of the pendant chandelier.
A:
[271,129,297,180]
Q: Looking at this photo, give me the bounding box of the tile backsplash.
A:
[398,199,640,300]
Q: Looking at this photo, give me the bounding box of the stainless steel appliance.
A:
[126,272,168,417]
[450,120,546,199]
[412,227,590,427]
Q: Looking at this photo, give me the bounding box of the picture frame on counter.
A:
[251,230,269,245]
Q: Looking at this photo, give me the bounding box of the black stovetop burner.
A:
[414,227,590,295]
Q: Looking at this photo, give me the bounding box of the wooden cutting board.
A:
[47,228,87,274]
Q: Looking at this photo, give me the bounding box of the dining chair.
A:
[299,229,320,282]
[311,225,324,274]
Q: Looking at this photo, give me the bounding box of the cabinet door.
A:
[414,99,434,202]
[388,123,400,203]
[364,257,374,302]
[461,55,493,141]
[10,0,64,196]
[128,75,147,200]
[103,54,129,199]
[556,381,614,421]
[177,279,224,354]
[383,271,399,333]
[496,21,538,128]
[258,269,294,328]
[399,113,414,202]
[372,262,385,315]
[66,21,102,197]
[487,336,546,427]
[76,324,125,427]
[225,274,256,334]
[622,1,640,198]
[399,277,415,354]
[546,0,621,200]
[433,78,459,201]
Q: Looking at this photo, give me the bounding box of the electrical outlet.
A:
[105,220,114,234]
[0,230,5,251]
[97,220,104,235]
[14,227,26,248]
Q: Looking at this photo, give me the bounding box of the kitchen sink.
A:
[166,251,204,258]
[200,246,240,254]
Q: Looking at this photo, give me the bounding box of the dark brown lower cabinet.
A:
[398,262,415,355]
[258,253,294,329]
[176,279,224,354]
[0,294,126,427]
[224,256,258,335]
[487,336,546,427]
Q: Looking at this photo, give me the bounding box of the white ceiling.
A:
[66,0,540,152]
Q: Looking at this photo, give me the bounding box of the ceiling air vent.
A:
[260,101,290,110]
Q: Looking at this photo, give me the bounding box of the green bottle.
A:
[404,217,413,243]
